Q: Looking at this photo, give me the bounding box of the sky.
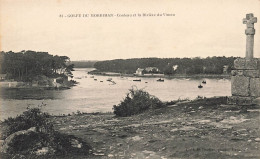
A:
[1,0,260,61]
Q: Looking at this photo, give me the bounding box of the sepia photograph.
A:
[0,0,260,158]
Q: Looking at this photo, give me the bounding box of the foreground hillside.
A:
[51,97,260,159]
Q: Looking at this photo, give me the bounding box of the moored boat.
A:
[133,79,141,82]
[157,78,164,82]
[107,78,112,81]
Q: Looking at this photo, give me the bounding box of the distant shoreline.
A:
[87,70,231,79]
[0,86,71,90]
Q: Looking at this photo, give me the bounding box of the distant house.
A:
[172,65,178,71]
[223,65,229,74]
[0,74,6,81]
[145,67,160,73]
[135,68,145,75]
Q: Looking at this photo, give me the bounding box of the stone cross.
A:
[243,13,257,59]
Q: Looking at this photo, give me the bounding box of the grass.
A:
[51,96,260,159]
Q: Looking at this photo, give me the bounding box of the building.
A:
[145,67,160,73]
[172,65,178,71]
[223,65,229,74]
[135,68,145,75]
[0,74,6,81]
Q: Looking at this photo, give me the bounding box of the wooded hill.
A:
[93,57,237,75]
[71,60,97,68]
[0,51,74,82]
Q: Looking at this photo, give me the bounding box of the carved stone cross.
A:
[243,13,257,59]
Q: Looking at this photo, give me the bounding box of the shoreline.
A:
[87,70,231,79]
[0,80,76,90]
[0,86,71,90]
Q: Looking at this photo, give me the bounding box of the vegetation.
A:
[2,103,52,138]
[71,60,98,68]
[113,87,165,117]
[1,104,90,157]
[93,56,237,75]
[0,50,74,82]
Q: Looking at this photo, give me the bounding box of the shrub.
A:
[1,103,91,157]
[2,103,53,138]
[113,87,165,117]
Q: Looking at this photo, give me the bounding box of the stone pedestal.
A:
[228,58,260,105]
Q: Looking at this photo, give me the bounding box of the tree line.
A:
[93,57,237,75]
[0,51,74,82]
[71,60,98,68]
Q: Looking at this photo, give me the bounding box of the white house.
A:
[135,68,145,75]
[0,74,6,81]
[145,67,160,73]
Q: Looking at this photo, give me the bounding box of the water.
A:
[0,68,231,120]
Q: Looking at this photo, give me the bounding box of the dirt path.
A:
[53,97,260,159]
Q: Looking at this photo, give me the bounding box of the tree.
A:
[0,51,74,81]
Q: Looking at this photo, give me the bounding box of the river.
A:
[0,68,231,120]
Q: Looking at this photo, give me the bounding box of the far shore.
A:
[86,70,231,79]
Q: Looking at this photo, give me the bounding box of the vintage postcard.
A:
[0,0,260,158]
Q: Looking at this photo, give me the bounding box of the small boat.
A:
[111,81,116,84]
[133,79,141,82]
[202,80,206,84]
[109,80,116,85]
[145,82,148,83]
[198,84,203,88]
[100,81,103,82]
[90,76,94,78]
[157,78,164,82]
[94,79,97,81]
[107,78,112,81]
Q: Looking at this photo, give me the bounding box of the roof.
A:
[136,68,144,71]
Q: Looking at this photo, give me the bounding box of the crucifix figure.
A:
[243,13,257,59]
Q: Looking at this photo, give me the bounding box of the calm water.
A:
[0,68,231,120]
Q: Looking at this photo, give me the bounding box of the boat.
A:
[133,79,141,82]
[111,81,116,84]
[198,84,203,88]
[202,80,206,84]
[90,76,94,78]
[157,78,164,82]
[109,80,116,85]
[107,78,112,81]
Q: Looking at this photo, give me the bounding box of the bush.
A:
[113,87,165,117]
[1,103,91,157]
[2,103,53,138]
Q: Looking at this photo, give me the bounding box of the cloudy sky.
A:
[1,0,260,60]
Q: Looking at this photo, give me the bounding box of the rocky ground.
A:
[50,97,260,159]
